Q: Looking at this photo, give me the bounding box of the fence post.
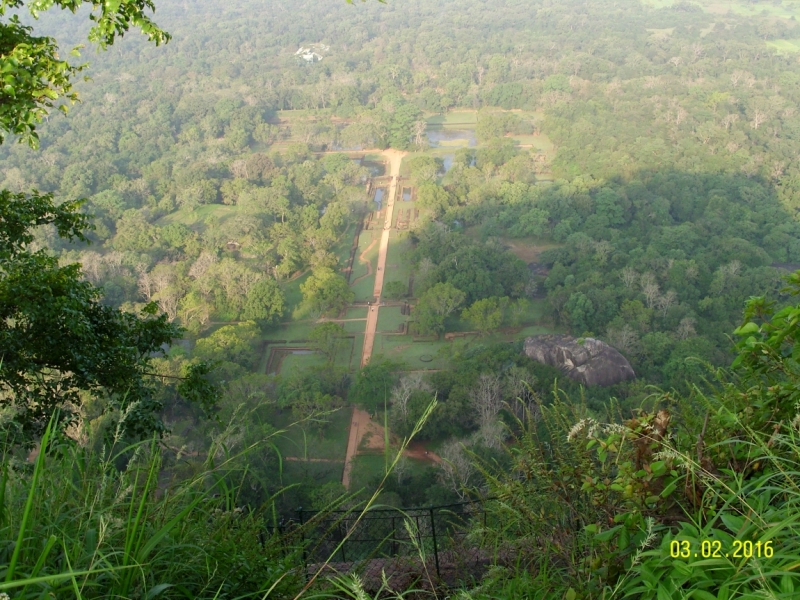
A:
[429,506,441,580]
[391,516,397,556]
[298,507,307,581]
[340,518,347,563]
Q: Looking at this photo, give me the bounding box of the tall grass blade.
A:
[5,417,53,583]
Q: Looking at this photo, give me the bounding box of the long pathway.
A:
[360,149,405,368]
[343,150,405,489]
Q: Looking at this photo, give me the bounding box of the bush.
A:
[463,274,800,598]
[383,280,408,300]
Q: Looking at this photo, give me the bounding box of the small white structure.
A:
[295,43,330,63]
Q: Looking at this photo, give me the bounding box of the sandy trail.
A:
[342,406,366,489]
[360,149,405,368]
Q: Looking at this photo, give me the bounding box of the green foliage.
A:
[382,280,408,300]
[0,0,170,147]
[461,296,508,335]
[242,278,285,325]
[0,191,218,444]
[299,267,355,317]
[412,282,465,336]
[415,183,453,218]
[467,273,800,598]
[564,291,595,334]
[406,155,441,183]
[349,357,403,410]
[192,321,259,368]
[309,321,347,363]
[475,110,532,142]
[386,101,422,150]
[412,228,528,306]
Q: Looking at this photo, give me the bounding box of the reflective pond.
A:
[426,128,477,148]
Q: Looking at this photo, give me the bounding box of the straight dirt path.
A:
[360,149,405,368]
[342,405,365,489]
[343,150,406,489]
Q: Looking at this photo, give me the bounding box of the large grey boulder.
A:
[523,335,635,387]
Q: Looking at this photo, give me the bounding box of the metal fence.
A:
[270,499,494,589]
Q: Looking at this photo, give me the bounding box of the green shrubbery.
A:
[462,274,800,599]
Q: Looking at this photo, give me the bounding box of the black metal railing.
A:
[265,498,494,588]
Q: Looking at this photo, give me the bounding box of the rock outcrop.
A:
[523,335,635,387]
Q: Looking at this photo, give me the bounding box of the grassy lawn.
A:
[157,204,239,231]
[384,232,413,287]
[332,222,357,273]
[518,324,557,337]
[500,237,562,263]
[436,138,473,148]
[331,338,358,368]
[269,320,316,342]
[377,306,407,333]
[345,307,367,320]
[270,406,350,461]
[351,333,365,369]
[280,351,326,374]
[281,271,311,314]
[351,270,377,302]
[768,38,800,53]
[340,318,367,335]
[643,0,800,19]
[350,229,378,282]
[378,307,407,333]
[399,152,427,177]
[377,335,451,369]
[708,0,800,18]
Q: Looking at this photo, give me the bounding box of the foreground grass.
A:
[0,421,303,599]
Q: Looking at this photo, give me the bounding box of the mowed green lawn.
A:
[157,204,239,231]
[376,335,451,369]
[350,228,378,282]
[281,271,311,315]
[768,39,800,54]
[332,222,357,274]
[280,351,326,373]
[351,269,377,302]
[384,232,413,288]
[377,306,406,332]
[269,319,316,342]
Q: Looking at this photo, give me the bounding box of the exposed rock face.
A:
[523,335,635,387]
